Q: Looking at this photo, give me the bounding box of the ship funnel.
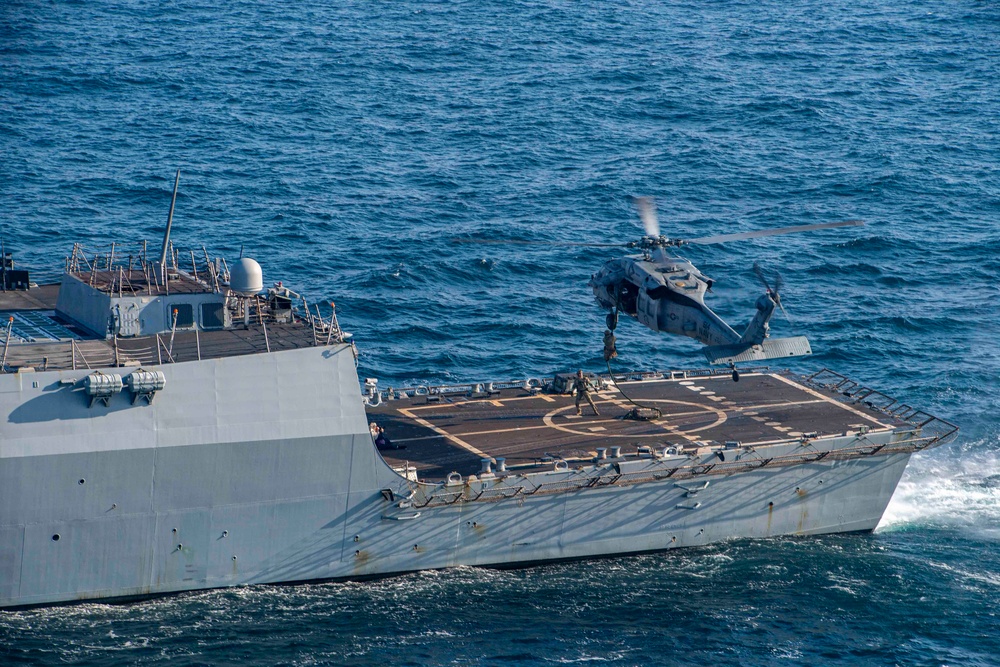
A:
[230,257,263,295]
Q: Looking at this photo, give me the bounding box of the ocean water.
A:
[2,0,999,664]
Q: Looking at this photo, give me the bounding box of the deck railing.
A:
[409,425,956,510]
[364,366,776,406]
[803,368,959,441]
[0,319,347,374]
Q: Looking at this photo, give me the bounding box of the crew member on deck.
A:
[573,369,600,416]
[373,424,405,451]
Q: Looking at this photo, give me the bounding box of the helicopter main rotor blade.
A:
[451,238,624,248]
[684,219,864,246]
[634,196,660,237]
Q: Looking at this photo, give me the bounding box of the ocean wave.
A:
[879,437,1000,532]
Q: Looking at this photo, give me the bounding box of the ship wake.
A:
[879,436,1000,536]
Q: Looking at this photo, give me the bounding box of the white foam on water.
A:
[878,438,1000,532]
[549,655,624,664]
[922,559,1000,590]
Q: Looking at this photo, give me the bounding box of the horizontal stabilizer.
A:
[703,336,812,365]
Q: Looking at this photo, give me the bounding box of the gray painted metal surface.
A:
[0,243,957,608]
[704,336,812,365]
[0,340,950,607]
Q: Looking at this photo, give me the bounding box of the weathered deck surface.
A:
[0,322,319,371]
[368,371,902,480]
[72,269,212,296]
[0,284,59,311]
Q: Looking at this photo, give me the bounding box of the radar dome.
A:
[230,257,263,295]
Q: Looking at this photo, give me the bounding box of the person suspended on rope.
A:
[600,327,662,422]
[603,329,618,361]
[573,369,600,416]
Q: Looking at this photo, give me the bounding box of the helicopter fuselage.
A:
[459,202,855,364]
[589,251,777,349]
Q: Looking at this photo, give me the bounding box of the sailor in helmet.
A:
[572,369,600,417]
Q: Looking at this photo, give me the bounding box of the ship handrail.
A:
[412,427,957,508]
[0,319,348,373]
[803,368,959,440]
[370,366,775,402]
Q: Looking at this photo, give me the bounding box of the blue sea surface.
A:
[2,1,1000,665]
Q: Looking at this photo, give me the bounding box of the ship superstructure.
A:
[0,238,956,608]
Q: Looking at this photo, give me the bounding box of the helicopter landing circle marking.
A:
[542,399,726,438]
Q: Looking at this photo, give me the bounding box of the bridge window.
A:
[171,304,194,328]
[201,302,225,329]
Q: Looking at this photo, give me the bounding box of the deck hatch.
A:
[0,310,80,343]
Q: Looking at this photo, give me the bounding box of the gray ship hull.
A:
[0,342,921,607]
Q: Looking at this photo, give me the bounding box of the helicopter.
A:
[457,199,863,366]
[590,198,863,365]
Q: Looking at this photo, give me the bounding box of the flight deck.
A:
[367,370,909,480]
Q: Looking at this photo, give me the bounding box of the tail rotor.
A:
[753,262,791,323]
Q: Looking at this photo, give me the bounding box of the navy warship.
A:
[0,184,957,608]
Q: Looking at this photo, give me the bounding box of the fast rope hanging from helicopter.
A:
[601,297,662,422]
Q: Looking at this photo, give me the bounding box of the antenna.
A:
[159,170,180,275]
